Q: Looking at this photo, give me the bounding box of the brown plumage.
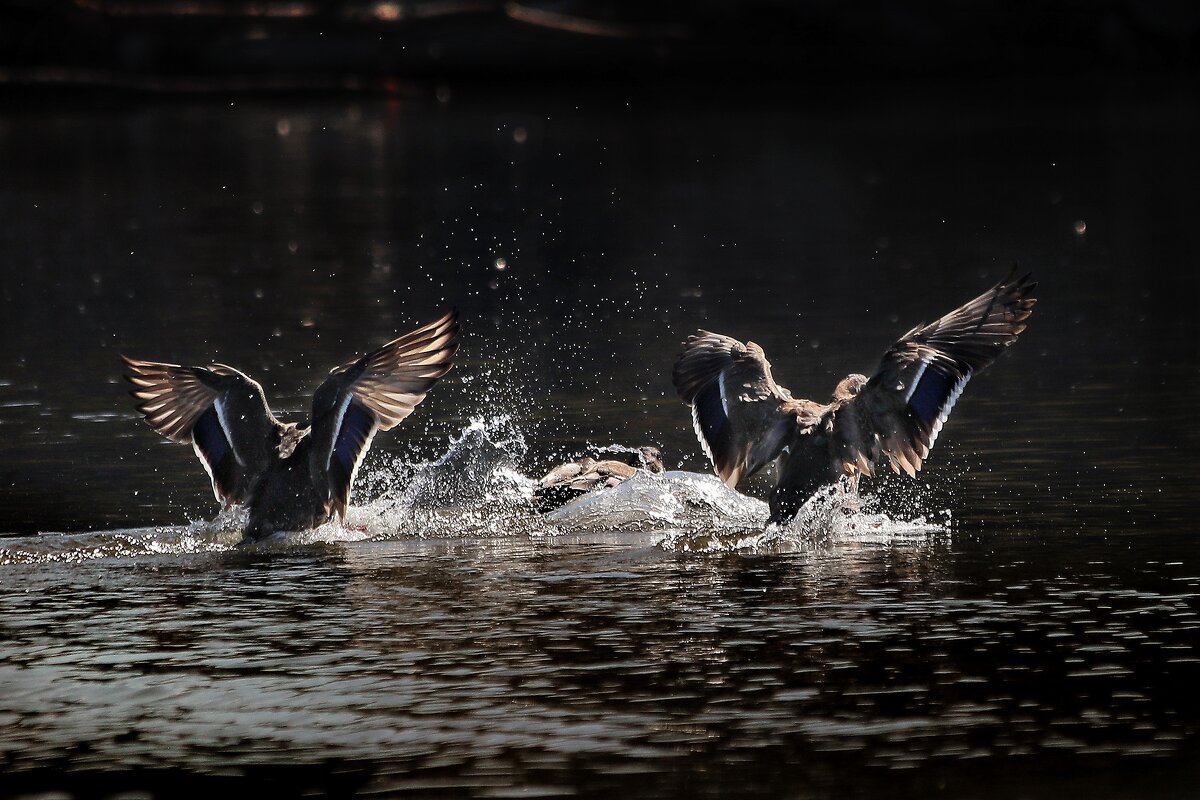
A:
[123,310,459,541]
[672,272,1036,523]
[533,446,664,512]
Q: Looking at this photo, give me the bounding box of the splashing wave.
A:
[0,418,946,563]
[658,484,948,554]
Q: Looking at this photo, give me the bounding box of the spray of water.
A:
[1,417,948,563]
[658,481,949,554]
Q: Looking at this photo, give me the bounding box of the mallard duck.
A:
[533,446,663,512]
[673,273,1036,524]
[122,310,459,541]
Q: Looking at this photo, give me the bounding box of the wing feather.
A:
[832,271,1036,477]
[672,331,799,487]
[309,310,460,519]
[121,357,278,505]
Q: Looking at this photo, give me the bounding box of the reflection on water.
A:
[1,76,1198,796]
[1,524,1197,796]
[1,424,1198,796]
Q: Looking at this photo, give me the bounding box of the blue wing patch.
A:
[334,402,374,473]
[193,407,230,471]
[191,406,240,502]
[329,401,376,512]
[695,380,727,446]
[692,378,736,474]
[907,364,956,427]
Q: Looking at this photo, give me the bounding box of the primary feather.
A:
[672,272,1036,523]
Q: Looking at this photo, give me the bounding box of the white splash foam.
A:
[4,419,950,563]
[346,417,542,539]
[658,482,948,554]
[544,470,768,533]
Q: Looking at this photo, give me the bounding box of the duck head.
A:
[833,374,868,401]
[638,446,664,474]
[277,423,308,458]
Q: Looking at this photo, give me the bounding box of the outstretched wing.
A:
[309,310,460,519]
[122,357,278,506]
[832,271,1037,477]
[672,331,800,487]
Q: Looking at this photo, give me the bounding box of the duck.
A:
[122,310,459,542]
[672,273,1036,524]
[533,446,664,512]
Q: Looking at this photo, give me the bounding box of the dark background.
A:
[1,2,1198,535]
[2,0,1199,88]
[2,8,1200,799]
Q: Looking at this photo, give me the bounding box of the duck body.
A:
[242,435,327,540]
[767,412,840,523]
[533,446,664,512]
[673,273,1037,524]
[124,311,459,543]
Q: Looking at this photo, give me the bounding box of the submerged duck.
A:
[123,310,459,542]
[533,446,664,512]
[673,273,1036,524]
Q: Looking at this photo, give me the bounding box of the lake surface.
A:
[1,75,1198,797]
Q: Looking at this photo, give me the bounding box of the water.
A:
[1,75,1198,796]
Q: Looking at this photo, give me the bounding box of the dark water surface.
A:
[1,76,1198,797]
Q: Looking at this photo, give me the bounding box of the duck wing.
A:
[122,358,279,506]
[672,331,800,487]
[309,310,459,519]
[831,271,1037,478]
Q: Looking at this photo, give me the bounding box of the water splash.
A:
[544,470,767,532]
[659,483,949,553]
[347,417,541,539]
[2,419,948,562]
[0,508,246,565]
